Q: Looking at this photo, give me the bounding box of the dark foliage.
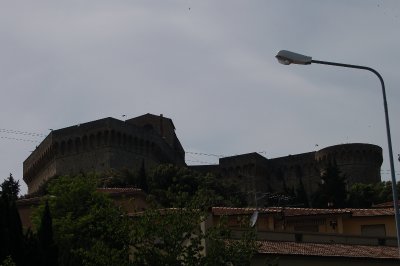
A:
[1,174,19,201]
[0,175,24,265]
[146,164,247,209]
[312,161,347,208]
[37,201,58,266]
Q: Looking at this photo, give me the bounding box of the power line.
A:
[185,151,225,157]
[185,150,268,158]
[0,128,46,137]
[0,136,40,143]
[185,159,217,165]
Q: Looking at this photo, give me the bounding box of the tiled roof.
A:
[348,208,394,217]
[128,207,200,217]
[212,207,281,216]
[271,207,351,217]
[373,200,400,208]
[212,207,394,217]
[257,240,399,259]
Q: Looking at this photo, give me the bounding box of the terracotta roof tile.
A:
[348,208,394,217]
[212,207,394,217]
[373,200,400,208]
[211,207,280,216]
[97,187,143,193]
[272,207,351,217]
[257,240,399,259]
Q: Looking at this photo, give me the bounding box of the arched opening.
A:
[60,141,66,155]
[67,139,73,153]
[82,135,88,151]
[97,132,102,147]
[110,130,115,145]
[75,137,81,153]
[117,132,122,146]
[89,134,95,149]
[104,130,109,145]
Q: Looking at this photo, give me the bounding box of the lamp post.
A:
[275,50,400,254]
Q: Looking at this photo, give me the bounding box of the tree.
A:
[129,207,257,266]
[0,256,15,266]
[137,160,148,192]
[0,175,23,265]
[312,162,347,208]
[22,229,41,266]
[37,201,58,266]
[295,178,309,207]
[147,164,246,209]
[130,165,256,265]
[347,181,400,207]
[33,174,131,266]
[347,183,375,208]
[1,174,19,200]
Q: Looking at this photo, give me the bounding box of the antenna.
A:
[249,210,259,227]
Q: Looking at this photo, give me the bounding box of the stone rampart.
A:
[23,115,185,194]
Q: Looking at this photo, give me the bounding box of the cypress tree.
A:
[312,161,347,208]
[137,160,148,192]
[22,229,41,266]
[296,178,309,207]
[37,201,58,266]
[0,175,23,265]
[0,197,7,262]
[1,174,19,201]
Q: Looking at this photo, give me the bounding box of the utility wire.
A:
[0,128,46,137]
[0,136,40,143]
[185,151,225,157]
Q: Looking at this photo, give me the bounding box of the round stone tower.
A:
[315,143,382,184]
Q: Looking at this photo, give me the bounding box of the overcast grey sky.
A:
[1,1,399,194]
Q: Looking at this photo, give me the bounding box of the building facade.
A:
[211,206,399,265]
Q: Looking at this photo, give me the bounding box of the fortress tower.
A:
[23,114,185,194]
[315,143,383,184]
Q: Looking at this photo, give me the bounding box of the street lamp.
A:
[275,50,400,254]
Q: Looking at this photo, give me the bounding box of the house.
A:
[211,206,399,265]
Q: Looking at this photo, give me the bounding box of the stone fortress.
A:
[23,113,383,197]
[193,144,382,201]
[23,114,185,194]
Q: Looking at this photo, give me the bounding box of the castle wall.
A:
[268,152,320,197]
[24,116,186,194]
[191,143,383,205]
[27,160,56,194]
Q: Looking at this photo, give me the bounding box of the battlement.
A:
[315,143,382,165]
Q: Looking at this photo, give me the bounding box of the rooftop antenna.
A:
[249,211,258,227]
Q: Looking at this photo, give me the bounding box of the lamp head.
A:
[276,50,312,65]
